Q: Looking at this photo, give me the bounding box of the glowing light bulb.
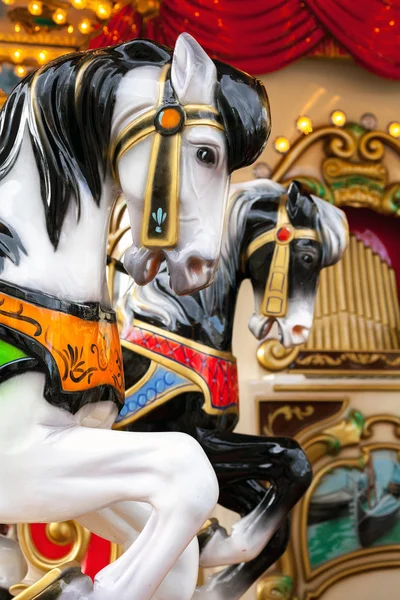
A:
[388,122,400,138]
[28,0,42,15]
[331,110,347,127]
[72,0,86,8]
[296,115,313,135]
[13,50,22,63]
[78,18,91,33]
[38,50,47,64]
[14,23,21,32]
[52,8,67,24]
[67,25,74,33]
[274,136,290,154]
[14,65,26,77]
[96,2,112,19]
[2,0,15,6]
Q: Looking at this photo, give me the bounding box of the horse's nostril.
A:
[187,256,205,276]
[292,325,309,340]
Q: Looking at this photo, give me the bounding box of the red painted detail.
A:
[31,524,73,560]
[24,526,114,580]
[125,324,239,411]
[277,226,292,242]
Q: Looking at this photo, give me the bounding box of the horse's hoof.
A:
[198,518,227,552]
[11,562,92,600]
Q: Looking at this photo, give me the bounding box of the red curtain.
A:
[90,0,400,79]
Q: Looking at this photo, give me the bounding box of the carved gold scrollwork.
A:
[257,575,293,600]
[257,340,300,372]
[358,130,400,162]
[257,341,298,372]
[302,410,364,464]
[17,521,91,572]
[266,405,315,435]
[362,414,400,440]
[271,126,356,183]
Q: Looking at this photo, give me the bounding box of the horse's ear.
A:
[287,180,302,215]
[171,33,217,105]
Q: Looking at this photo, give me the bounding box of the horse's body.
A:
[0,36,270,600]
[115,179,348,599]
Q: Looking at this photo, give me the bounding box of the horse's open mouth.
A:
[260,318,284,344]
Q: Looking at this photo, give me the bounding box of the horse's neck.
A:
[0,133,114,305]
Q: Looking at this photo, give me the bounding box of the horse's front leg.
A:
[78,503,200,600]
[0,372,218,600]
[197,430,312,568]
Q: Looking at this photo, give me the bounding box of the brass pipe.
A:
[390,269,400,331]
[358,239,376,349]
[374,253,391,348]
[343,237,359,348]
[384,265,400,348]
[335,254,350,349]
[351,236,367,349]
[366,246,384,348]
[320,269,332,349]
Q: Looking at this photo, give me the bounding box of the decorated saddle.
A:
[0,281,124,413]
[115,319,239,428]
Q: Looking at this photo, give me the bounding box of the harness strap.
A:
[110,65,224,249]
[244,195,321,318]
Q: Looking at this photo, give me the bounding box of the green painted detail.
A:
[346,122,366,137]
[0,339,27,368]
[274,576,293,597]
[331,177,384,192]
[349,409,365,434]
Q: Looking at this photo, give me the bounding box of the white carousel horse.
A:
[0,34,270,600]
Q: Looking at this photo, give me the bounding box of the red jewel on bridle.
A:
[276,225,292,242]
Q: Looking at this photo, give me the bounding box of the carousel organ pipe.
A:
[365,246,384,348]
[358,238,376,349]
[351,236,367,350]
[304,235,400,352]
[374,253,391,348]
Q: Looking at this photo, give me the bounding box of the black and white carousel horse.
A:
[112,179,348,599]
[0,35,270,600]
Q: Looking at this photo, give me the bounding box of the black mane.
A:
[0,40,270,250]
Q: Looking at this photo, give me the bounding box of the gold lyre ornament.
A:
[245,195,321,317]
[110,65,224,249]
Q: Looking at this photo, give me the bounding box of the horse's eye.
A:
[196,147,216,166]
[302,253,313,264]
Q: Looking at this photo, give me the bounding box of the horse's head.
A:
[111,34,270,295]
[0,37,269,299]
[245,181,348,347]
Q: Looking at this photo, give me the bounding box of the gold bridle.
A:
[244,195,321,318]
[110,65,225,249]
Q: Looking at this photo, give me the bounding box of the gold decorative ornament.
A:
[17,521,91,572]
[257,339,300,372]
[257,575,293,600]
[265,404,315,436]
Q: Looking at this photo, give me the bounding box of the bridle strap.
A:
[244,195,321,318]
[110,65,224,249]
